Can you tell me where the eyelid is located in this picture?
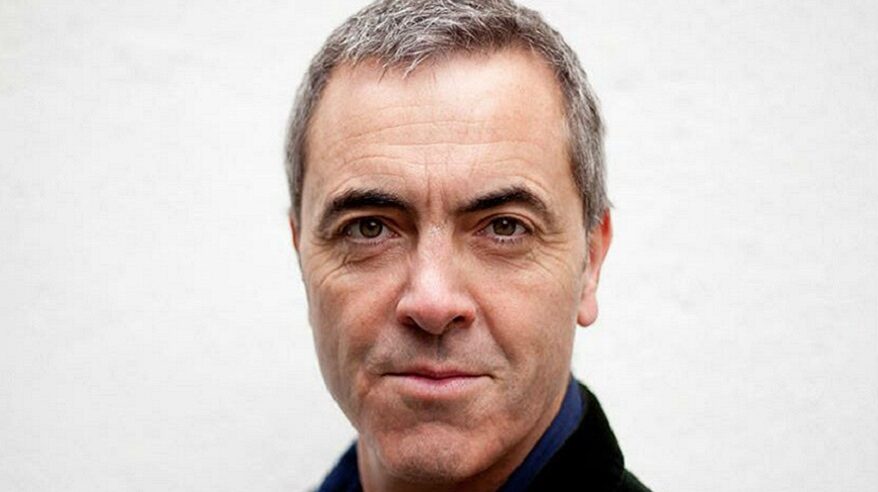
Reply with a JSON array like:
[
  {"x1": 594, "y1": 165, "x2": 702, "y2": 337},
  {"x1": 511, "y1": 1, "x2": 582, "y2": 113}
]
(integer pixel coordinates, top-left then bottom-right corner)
[
  {"x1": 478, "y1": 215, "x2": 533, "y2": 238},
  {"x1": 337, "y1": 215, "x2": 398, "y2": 241}
]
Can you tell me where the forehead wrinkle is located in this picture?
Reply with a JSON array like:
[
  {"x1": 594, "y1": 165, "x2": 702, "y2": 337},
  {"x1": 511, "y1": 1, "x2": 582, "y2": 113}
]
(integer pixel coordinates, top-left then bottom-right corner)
[
  {"x1": 310, "y1": 121, "x2": 507, "y2": 178},
  {"x1": 341, "y1": 117, "x2": 491, "y2": 144},
  {"x1": 318, "y1": 120, "x2": 528, "y2": 163}
]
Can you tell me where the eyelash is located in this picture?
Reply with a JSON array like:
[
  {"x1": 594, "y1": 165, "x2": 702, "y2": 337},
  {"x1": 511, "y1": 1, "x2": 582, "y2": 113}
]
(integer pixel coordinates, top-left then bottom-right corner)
[
  {"x1": 478, "y1": 216, "x2": 532, "y2": 246},
  {"x1": 335, "y1": 216, "x2": 532, "y2": 247},
  {"x1": 337, "y1": 217, "x2": 397, "y2": 244}
]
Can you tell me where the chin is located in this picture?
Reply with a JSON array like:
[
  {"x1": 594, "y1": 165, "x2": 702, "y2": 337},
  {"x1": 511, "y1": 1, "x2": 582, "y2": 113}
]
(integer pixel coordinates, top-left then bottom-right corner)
[{"x1": 368, "y1": 424, "x2": 497, "y2": 484}]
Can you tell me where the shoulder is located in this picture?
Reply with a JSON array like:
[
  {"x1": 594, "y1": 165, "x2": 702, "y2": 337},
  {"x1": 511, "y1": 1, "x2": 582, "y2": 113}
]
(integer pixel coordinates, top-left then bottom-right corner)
[
  {"x1": 618, "y1": 470, "x2": 652, "y2": 492},
  {"x1": 527, "y1": 381, "x2": 652, "y2": 491}
]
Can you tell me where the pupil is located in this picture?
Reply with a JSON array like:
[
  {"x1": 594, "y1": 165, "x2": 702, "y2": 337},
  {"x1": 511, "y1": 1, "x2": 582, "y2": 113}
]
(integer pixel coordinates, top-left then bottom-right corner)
[
  {"x1": 360, "y1": 219, "x2": 382, "y2": 238},
  {"x1": 493, "y1": 218, "x2": 516, "y2": 236}
]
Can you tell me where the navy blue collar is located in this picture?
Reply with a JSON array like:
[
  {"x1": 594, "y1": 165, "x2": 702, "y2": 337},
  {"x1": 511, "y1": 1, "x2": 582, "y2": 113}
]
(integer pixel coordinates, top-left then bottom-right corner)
[
  {"x1": 497, "y1": 375, "x2": 583, "y2": 491},
  {"x1": 317, "y1": 376, "x2": 584, "y2": 492},
  {"x1": 317, "y1": 442, "x2": 360, "y2": 492}
]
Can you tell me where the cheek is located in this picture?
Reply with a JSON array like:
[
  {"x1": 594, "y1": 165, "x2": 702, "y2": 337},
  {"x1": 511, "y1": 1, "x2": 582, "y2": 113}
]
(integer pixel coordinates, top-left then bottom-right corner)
[
  {"x1": 305, "y1": 261, "x2": 406, "y2": 420},
  {"x1": 470, "y1": 255, "x2": 581, "y2": 393},
  {"x1": 487, "y1": 286, "x2": 577, "y2": 367}
]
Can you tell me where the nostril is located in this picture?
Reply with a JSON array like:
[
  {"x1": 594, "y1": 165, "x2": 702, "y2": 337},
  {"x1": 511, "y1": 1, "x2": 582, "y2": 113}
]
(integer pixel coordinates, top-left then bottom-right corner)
[
  {"x1": 398, "y1": 311, "x2": 472, "y2": 335},
  {"x1": 401, "y1": 316, "x2": 419, "y2": 330}
]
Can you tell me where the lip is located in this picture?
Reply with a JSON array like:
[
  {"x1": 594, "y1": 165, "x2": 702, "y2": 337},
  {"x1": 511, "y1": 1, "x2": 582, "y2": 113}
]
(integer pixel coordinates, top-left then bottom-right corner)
[{"x1": 384, "y1": 367, "x2": 488, "y2": 399}]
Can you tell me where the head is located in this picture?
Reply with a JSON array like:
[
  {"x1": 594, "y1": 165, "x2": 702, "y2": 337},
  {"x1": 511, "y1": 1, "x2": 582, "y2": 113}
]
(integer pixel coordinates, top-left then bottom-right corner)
[{"x1": 286, "y1": 0, "x2": 612, "y2": 489}]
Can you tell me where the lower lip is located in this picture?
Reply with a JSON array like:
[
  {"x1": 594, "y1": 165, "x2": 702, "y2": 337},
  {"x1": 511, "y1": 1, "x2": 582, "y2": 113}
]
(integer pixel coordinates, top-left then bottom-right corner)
[{"x1": 386, "y1": 374, "x2": 487, "y2": 399}]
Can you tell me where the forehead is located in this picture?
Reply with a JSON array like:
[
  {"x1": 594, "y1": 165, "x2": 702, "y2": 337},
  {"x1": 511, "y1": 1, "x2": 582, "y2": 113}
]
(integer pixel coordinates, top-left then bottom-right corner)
[{"x1": 302, "y1": 48, "x2": 577, "y2": 218}]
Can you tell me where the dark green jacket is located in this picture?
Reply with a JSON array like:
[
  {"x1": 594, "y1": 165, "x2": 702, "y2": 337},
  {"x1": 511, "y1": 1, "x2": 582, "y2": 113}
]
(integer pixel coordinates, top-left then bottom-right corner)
[{"x1": 525, "y1": 382, "x2": 651, "y2": 491}]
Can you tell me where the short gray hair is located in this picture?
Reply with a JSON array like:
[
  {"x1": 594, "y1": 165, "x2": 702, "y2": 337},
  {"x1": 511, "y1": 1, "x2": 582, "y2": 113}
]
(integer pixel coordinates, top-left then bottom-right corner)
[{"x1": 285, "y1": 0, "x2": 608, "y2": 230}]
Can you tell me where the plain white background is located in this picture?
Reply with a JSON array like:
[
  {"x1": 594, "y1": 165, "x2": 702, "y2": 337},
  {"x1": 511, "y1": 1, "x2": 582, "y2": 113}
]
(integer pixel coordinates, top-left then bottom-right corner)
[{"x1": 1, "y1": 0, "x2": 876, "y2": 490}]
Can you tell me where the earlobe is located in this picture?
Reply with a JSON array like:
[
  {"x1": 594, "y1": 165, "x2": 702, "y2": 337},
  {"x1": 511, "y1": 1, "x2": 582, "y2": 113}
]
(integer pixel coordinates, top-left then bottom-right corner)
[{"x1": 577, "y1": 211, "x2": 613, "y2": 328}]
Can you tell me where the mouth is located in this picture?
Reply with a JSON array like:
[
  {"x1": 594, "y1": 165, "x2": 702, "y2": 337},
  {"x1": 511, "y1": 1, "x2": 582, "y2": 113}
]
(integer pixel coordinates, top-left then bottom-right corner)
[{"x1": 383, "y1": 367, "x2": 489, "y2": 399}]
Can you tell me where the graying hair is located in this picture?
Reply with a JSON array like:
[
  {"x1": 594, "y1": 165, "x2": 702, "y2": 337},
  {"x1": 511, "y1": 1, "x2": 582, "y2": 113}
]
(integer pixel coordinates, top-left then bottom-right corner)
[{"x1": 285, "y1": 0, "x2": 608, "y2": 230}]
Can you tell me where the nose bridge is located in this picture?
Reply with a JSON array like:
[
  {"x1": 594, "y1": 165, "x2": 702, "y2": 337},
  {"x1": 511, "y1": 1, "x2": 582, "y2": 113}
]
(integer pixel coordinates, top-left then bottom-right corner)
[
  {"x1": 412, "y1": 231, "x2": 456, "y2": 301},
  {"x1": 396, "y1": 226, "x2": 474, "y2": 335}
]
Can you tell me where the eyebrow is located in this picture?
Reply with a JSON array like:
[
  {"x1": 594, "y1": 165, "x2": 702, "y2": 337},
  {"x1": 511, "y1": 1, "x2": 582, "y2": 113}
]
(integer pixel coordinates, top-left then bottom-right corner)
[
  {"x1": 457, "y1": 185, "x2": 555, "y2": 226},
  {"x1": 317, "y1": 188, "x2": 412, "y2": 234}
]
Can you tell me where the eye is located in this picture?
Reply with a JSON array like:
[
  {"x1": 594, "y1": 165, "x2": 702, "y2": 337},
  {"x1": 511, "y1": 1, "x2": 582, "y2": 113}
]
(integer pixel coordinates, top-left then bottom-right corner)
[
  {"x1": 490, "y1": 217, "x2": 523, "y2": 236},
  {"x1": 343, "y1": 217, "x2": 391, "y2": 240},
  {"x1": 484, "y1": 217, "x2": 530, "y2": 239}
]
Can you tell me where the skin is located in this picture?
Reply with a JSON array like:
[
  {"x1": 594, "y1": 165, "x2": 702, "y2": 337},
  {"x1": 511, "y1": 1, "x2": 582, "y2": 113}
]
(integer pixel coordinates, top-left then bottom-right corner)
[{"x1": 291, "y1": 48, "x2": 612, "y2": 492}]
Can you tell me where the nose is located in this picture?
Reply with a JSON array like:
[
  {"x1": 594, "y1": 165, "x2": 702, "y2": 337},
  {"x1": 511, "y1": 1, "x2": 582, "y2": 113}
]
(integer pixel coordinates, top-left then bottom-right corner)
[{"x1": 395, "y1": 243, "x2": 476, "y2": 336}]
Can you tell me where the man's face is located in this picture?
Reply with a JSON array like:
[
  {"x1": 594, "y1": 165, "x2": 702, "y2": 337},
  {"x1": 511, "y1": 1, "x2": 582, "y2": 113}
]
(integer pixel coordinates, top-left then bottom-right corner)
[{"x1": 293, "y1": 49, "x2": 610, "y2": 485}]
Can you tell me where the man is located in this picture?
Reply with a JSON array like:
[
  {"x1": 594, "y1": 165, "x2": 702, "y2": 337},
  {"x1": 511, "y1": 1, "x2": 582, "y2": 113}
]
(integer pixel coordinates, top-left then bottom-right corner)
[{"x1": 285, "y1": 1, "x2": 650, "y2": 490}]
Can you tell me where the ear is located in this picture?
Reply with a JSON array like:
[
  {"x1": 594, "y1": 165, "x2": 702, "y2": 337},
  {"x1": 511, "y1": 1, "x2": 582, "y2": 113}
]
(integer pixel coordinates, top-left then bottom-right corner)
[
  {"x1": 577, "y1": 210, "x2": 613, "y2": 327},
  {"x1": 289, "y1": 211, "x2": 301, "y2": 253}
]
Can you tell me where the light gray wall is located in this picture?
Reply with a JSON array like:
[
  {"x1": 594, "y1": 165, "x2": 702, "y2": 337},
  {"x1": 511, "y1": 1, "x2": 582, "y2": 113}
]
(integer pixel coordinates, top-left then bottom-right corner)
[{"x1": 1, "y1": 1, "x2": 875, "y2": 490}]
